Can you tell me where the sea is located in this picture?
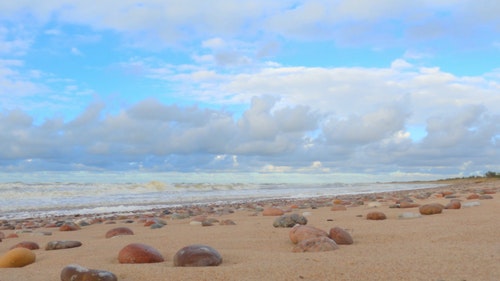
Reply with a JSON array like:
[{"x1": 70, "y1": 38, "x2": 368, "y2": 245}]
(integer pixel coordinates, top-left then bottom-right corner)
[{"x1": 0, "y1": 172, "x2": 444, "y2": 220}]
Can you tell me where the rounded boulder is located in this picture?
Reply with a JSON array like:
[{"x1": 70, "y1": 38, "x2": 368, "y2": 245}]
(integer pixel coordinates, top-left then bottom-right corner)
[
  {"x1": 0, "y1": 247, "x2": 36, "y2": 268},
  {"x1": 118, "y1": 243, "x2": 164, "y2": 264},
  {"x1": 61, "y1": 264, "x2": 118, "y2": 281},
  {"x1": 173, "y1": 244, "x2": 222, "y2": 267},
  {"x1": 289, "y1": 225, "x2": 328, "y2": 244},
  {"x1": 419, "y1": 203, "x2": 444, "y2": 215},
  {"x1": 329, "y1": 226, "x2": 353, "y2": 245},
  {"x1": 105, "y1": 227, "x2": 134, "y2": 238}
]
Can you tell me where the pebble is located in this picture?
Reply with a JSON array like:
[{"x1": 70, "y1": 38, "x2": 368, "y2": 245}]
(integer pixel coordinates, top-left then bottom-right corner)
[
  {"x1": 273, "y1": 213, "x2": 308, "y2": 228},
  {"x1": 366, "y1": 211, "x2": 387, "y2": 220},
  {"x1": 367, "y1": 202, "x2": 382, "y2": 208},
  {"x1": 462, "y1": 201, "x2": 481, "y2": 208},
  {"x1": 105, "y1": 227, "x2": 134, "y2": 238},
  {"x1": 118, "y1": 243, "x2": 164, "y2": 264},
  {"x1": 45, "y1": 240, "x2": 82, "y2": 250},
  {"x1": 330, "y1": 204, "x2": 347, "y2": 211},
  {"x1": 10, "y1": 241, "x2": 40, "y2": 250},
  {"x1": 173, "y1": 244, "x2": 223, "y2": 267},
  {"x1": 289, "y1": 225, "x2": 328, "y2": 244},
  {"x1": 398, "y1": 212, "x2": 422, "y2": 219},
  {"x1": 419, "y1": 203, "x2": 444, "y2": 215},
  {"x1": 59, "y1": 222, "x2": 81, "y2": 231},
  {"x1": 328, "y1": 226, "x2": 353, "y2": 245},
  {"x1": 262, "y1": 207, "x2": 285, "y2": 216},
  {"x1": 60, "y1": 264, "x2": 118, "y2": 281},
  {"x1": 0, "y1": 247, "x2": 36, "y2": 268},
  {"x1": 219, "y1": 219, "x2": 236, "y2": 225},
  {"x1": 292, "y1": 237, "x2": 339, "y2": 253},
  {"x1": 445, "y1": 199, "x2": 461, "y2": 209}
]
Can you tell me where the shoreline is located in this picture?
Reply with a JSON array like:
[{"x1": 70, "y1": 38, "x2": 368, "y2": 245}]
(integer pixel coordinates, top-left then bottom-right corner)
[{"x1": 1, "y1": 178, "x2": 499, "y2": 280}]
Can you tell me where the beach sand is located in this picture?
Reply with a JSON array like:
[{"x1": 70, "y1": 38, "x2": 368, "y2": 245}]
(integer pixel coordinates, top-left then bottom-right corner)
[{"x1": 1, "y1": 179, "x2": 499, "y2": 281}]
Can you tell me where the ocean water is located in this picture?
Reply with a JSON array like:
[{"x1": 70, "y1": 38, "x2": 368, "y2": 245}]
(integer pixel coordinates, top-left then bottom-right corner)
[{"x1": 0, "y1": 180, "x2": 442, "y2": 220}]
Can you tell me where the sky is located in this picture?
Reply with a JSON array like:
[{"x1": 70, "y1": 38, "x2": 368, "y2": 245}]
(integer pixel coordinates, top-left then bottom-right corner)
[{"x1": 0, "y1": 1, "x2": 499, "y2": 182}]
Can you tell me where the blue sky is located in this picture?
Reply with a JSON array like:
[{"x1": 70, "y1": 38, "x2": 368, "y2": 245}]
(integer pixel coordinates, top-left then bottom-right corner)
[{"x1": 0, "y1": 1, "x2": 499, "y2": 182}]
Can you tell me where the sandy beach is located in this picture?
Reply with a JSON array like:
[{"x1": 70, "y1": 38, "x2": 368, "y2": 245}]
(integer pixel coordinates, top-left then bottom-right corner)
[{"x1": 1, "y1": 179, "x2": 499, "y2": 281}]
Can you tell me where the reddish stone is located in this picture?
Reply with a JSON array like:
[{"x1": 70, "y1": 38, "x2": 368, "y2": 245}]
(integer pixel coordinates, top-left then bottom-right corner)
[
  {"x1": 59, "y1": 223, "x2": 80, "y2": 231},
  {"x1": 399, "y1": 201, "x2": 420, "y2": 208},
  {"x1": 467, "y1": 194, "x2": 480, "y2": 200},
  {"x1": 482, "y1": 189, "x2": 496, "y2": 194},
  {"x1": 6, "y1": 233, "x2": 19, "y2": 238},
  {"x1": 61, "y1": 264, "x2": 117, "y2": 281},
  {"x1": 292, "y1": 237, "x2": 339, "y2": 253},
  {"x1": 219, "y1": 219, "x2": 236, "y2": 225},
  {"x1": 262, "y1": 207, "x2": 285, "y2": 216},
  {"x1": 45, "y1": 240, "x2": 82, "y2": 250},
  {"x1": 289, "y1": 225, "x2": 328, "y2": 244},
  {"x1": 330, "y1": 204, "x2": 347, "y2": 211},
  {"x1": 143, "y1": 220, "x2": 156, "y2": 227},
  {"x1": 419, "y1": 203, "x2": 444, "y2": 215},
  {"x1": 118, "y1": 243, "x2": 164, "y2": 264},
  {"x1": 366, "y1": 211, "x2": 387, "y2": 220},
  {"x1": 445, "y1": 200, "x2": 461, "y2": 209},
  {"x1": 329, "y1": 227, "x2": 353, "y2": 245},
  {"x1": 10, "y1": 241, "x2": 40, "y2": 250},
  {"x1": 105, "y1": 227, "x2": 134, "y2": 238},
  {"x1": 173, "y1": 244, "x2": 222, "y2": 267}
]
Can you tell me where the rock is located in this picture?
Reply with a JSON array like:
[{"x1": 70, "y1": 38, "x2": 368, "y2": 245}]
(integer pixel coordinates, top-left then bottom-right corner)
[
  {"x1": 366, "y1": 211, "x2": 387, "y2": 220},
  {"x1": 273, "y1": 213, "x2": 308, "y2": 228},
  {"x1": 6, "y1": 233, "x2": 19, "y2": 238},
  {"x1": 462, "y1": 201, "x2": 481, "y2": 208},
  {"x1": 398, "y1": 212, "x2": 422, "y2": 219},
  {"x1": 105, "y1": 227, "x2": 134, "y2": 238},
  {"x1": 262, "y1": 207, "x2": 285, "y2": 216},
  {"x1": 289, "y1": 225, "x2": 328, "y2": 244},
  {"x1": 59, "y1": 222, "x2": 81, "y2": 231},
  {"x1": 399, "y1": 201, "x2": 420, "y2": 208},
  {"x1": 61, "y1": 264, "x2": 117, "y2": 281},
  {"x1": 445, "y1": 200, "x2": 461, "y2": 209},
  {"x1": 367, "y1": 202, "x2": 382, "y2": 208},
  {"x1": 118, "y1": 243, "x2": 164, "y2": 264},
  {"x1": 219, "y1": 219, "x2": 236, "y2": 225},
  {"x1": 150, "y1": 223, "x2": 165, "y2": 229},
  {"x1": 292, "y1": 237, "x2": 339, "y2": 253},
  {"x1": 419, "y1": 203, "x2": 444, "y2": 215},
  {"x1": 45, "y1": 240, "x2": 82, "y2": 250},
  {"x1": 328, "y1": 227, "x2": 353, "y2": 245},
  {"x1": 0, "y1": 247, "x2": 36, "y2": 268},
  {"x1": 466, "y1": 194, "x2": 480, "y2": 199},
  {"x1": 10, "y1": 241, "x2": 40, "y2": 250},
  {"x1": 479, "y1": 195, "x2": 493, "y2": 200},
  {"x1": 330, "y1": 204, "x2": 347, "y2": 211},
  {"x1": 173, "y1": 244, "x2": 222, "y2": 267}
]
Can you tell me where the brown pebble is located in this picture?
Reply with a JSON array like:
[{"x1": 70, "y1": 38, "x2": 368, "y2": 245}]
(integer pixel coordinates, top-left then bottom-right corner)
[
  {"x1": 173, "y1": 244, "x2": 222, "y2": 267},
  {"x1": 10, "y1": 241, "x2": 40, "y2": 250},
  {"x1": 419, "y1": 203, "x2": 444, "y2": 215},
  {"x1": 60, "y1": 264, "x2": 118, "y2": 281},
  {"x1": 366, "y1": 211, "x2": 387, "y2": 220},
  {"x1": 289, "y1": 225, "x2": 328, "y2": 244},
  {"x1": 0, "y1": 248, "x2": 36, "y2": 268},
  {"x1": 105, "y1": 227, "x2": 134, "y2": 238},
  {"x1": 292, "y1": 237, "x2": 339, "y2": 253},
  {"x1": 329, "y1": 227, "x2": 353, "y2": 245},
  {"x1": 118, "y1": 243, "x2": 164, "y2": 264}
]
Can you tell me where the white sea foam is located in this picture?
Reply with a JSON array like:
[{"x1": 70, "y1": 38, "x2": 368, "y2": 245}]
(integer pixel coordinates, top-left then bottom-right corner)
[{"x1": 0, "y1": 181, "x2": 442, "y2": 220}]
